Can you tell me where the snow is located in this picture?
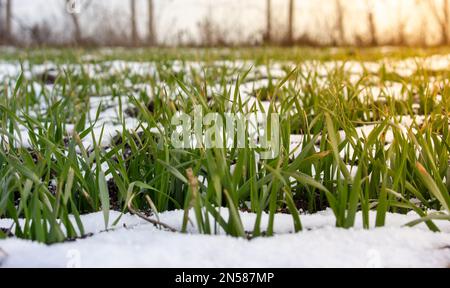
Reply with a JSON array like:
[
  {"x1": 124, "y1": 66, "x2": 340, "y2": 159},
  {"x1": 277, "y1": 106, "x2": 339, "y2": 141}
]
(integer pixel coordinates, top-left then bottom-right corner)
[
  {"x1": 1, "y1": 54, "x2": 443, "y2": 155},
  {"x1": 0, "y1": 210, "x2": 449, "y2": 268},
  {"x1": 1, "y1": 53, "x2": 450, "y2": 267}
]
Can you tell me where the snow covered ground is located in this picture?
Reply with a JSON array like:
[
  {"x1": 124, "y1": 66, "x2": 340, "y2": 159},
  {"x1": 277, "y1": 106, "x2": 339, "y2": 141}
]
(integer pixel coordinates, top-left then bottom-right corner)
[
  {"x1": 0, "y1": 53, "x2": 449, "y2": 268},
  {"x1": 1, "y1": 210, "x2": 449, "y2": 268}
]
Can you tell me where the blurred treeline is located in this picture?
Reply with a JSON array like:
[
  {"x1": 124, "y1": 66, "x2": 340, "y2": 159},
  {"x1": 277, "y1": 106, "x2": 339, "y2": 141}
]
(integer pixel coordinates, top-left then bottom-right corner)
[{"x1": 0, "y1": 0, "x2": 449, "y2": 47}]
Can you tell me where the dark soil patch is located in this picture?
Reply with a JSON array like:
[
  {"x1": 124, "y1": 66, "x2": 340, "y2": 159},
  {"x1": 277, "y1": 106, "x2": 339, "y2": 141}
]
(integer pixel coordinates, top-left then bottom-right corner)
[
  {"x1": 245, "y1": 231, "x2": 269, "y2": 240},
  {"x1": 124, "y1": 107, "x2": 139, "y2": 118},
  {"x1": 147, "y1": 100, "x2": 154, "y2": 113},
  {"x1": 107, "y1": 178, "x2": 121, "y2": 211},
  {"x1": 39, "y1": 69, "x2": 58, "y2": 84},
  {"x1": 124, "y1": 100, "x2": 154, "y2": 118},
  {"x1": 63, "y1": 232, "x2": 95, "y2": 243}
]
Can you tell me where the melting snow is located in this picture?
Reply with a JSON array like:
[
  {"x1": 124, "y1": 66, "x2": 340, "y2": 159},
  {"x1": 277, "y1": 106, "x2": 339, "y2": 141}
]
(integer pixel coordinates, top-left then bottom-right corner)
[{"x1": 0, "y1": 210, "x2": 449, "y2": 267}]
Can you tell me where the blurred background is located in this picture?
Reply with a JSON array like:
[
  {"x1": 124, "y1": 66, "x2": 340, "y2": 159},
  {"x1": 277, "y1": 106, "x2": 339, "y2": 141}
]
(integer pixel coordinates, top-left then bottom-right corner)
[{"x1": 0, "y1": 0, "x2": 448, "y2": 47}]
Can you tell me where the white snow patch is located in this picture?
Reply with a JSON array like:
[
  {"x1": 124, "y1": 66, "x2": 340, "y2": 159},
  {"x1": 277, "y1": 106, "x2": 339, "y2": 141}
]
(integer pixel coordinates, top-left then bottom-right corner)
[{"x1": 1, "y1": 210, "x2": 449, "y2": 268}]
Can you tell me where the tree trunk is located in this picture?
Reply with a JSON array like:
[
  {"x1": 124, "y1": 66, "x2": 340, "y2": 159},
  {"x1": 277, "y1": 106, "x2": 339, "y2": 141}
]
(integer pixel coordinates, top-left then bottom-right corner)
[
  {"x1": 367, "y1": 1, "x2": 377, "y2": 46},
  {"x1": 65, "y1": 0, "x2": 82, "y2": 44},
  {"x1": 396, "y1": 2, "x2": 405, "y2": 45},
  {"x1": 72, "y1": 14, "x2": 82, "y2": 44},
  {"x1": 443, "y1": 0, "x2": 449, "y2": 44},
  {"x1": 130, "y1": 0, "x2": 138, "y2": 46},
  {"x1": 335, "y1": 0, "x2": 344, "y2": 45},
  {"x1": 6, "y1": 0, "x2": 12, "y2": 42},
  {"x1": 147, "y1": 0, "x2": 156, "y2": 45},
  {"x1": 287, "y1": 0, "x2": 294, "y2": 44},
  {"x1": 0, "y1": 1, "x2": 3, "y2": 39},
  {"x1": 265, "y1": 0, "x2": 272, "y2": 43}
]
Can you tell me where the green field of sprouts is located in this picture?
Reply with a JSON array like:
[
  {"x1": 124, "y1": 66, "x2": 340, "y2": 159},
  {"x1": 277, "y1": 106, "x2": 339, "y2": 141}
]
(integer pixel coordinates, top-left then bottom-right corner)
[{"x1": 0, "y1": 48, "x2": 449, "y2": 244}]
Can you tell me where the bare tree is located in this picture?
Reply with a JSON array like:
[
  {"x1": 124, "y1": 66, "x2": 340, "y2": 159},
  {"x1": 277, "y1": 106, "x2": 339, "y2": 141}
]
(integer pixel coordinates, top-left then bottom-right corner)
[
  {"x1": 444, "y1": 0, "x2": 450, "y2": 44},
  {"x1": 147, "y1": 0, "x2": 156, "y2": 45},
  {"x1": 130, "y1": 0, "x2": 138, "y2": 45},
  {"x1": 64, "y1": 0, "x2": 93, "y2": 45},
  {"x1": 30, "y1": 21, "x2": 54, "y2": 45},
  {"x1": 0, "y1": 1, "x2": 3, "y2": 41},
  {"x1": 396, "y1": 1, "x2": 407, "y2": 45},
  {"x1": 366, "y1": 0, "x2": 377, "y2": 46},
  {"x1": 264, "y1": 0, "x2": 272, "y2": 43},
  {"x1": 286, "y1": 0, "x2": 294, "y2": 44},
  {"x1": 5, "y1": 0, "x2": 12, "y2": 42},
  {"x1": 198, "y1": 16, "x2": 214, "y2": 46},
  {"x1": 65, "y1": 0, "x2": 82, "y2": 44},
  {"x1": 429, "y1": 0, "x2": 449, "y2": 44},
  {"x1": 334, "y1": 0, "x2": 345, "y2": 45}
]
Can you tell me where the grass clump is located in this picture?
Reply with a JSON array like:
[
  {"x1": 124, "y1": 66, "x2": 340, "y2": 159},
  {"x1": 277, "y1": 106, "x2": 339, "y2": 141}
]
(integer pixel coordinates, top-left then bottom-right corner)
[{"x1": 0, "y1": 48, "x2": 449, "y2": 243}]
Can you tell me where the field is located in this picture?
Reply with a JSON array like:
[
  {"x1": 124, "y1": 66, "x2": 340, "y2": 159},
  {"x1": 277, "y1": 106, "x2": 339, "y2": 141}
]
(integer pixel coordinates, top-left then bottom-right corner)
[{"x1": 0, "y1": 47, "x2": 450, "y2": 267}]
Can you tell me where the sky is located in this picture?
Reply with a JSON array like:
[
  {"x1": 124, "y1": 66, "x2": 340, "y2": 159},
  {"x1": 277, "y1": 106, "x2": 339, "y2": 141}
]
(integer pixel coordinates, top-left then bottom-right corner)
[
  {"x1": 3, "y1": 0, "x2": 444, "y2": 45},
  {"x1": 9, "y1": 0, "x2": 274, "y2": 44}
]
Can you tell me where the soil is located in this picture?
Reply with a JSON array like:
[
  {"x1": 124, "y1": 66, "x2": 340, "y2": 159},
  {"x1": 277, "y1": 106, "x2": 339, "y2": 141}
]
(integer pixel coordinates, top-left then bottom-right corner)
[
  {"x1": 123, "y1": 100, "x2": 154, "y2": 118},
  {"x1": 63, "y1": 232, "x2": 95, "y2": 243},
  {"x1": 107, "y1": 178, "x2": 121, "y2": 211},
  {"x1": 40, "y1": 69, "x2": 58, "y2": 84}
]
